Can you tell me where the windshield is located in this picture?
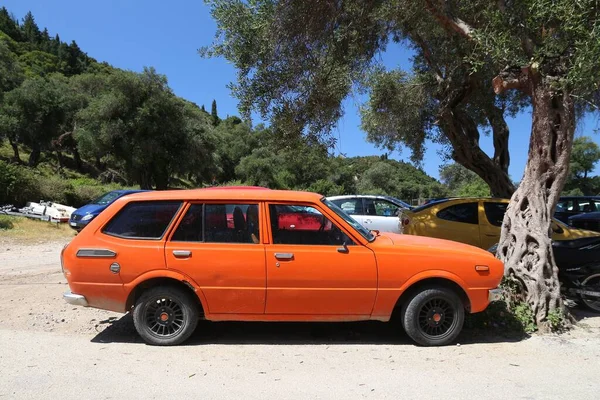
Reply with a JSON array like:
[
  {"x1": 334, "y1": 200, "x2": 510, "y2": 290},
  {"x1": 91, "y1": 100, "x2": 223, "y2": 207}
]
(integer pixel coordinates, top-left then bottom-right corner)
[
  {"x1": 321, "y1": 198, "x2": 375, "y2": 242},
  {"x1": 92, "y1": 191, "x2": 122, "y2": 205}
]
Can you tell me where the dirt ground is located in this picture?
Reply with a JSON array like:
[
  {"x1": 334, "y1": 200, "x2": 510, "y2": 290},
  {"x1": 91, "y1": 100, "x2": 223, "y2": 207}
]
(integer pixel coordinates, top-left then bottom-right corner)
[{"x1": 1, "y1": 236, "x2": 600, "y2": 399}]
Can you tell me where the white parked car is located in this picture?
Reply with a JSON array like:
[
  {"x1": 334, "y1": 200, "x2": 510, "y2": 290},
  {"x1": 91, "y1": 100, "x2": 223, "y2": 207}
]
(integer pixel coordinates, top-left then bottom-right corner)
[{"x1": 326, "y1": 195, "x2": 412, "y2": 234}]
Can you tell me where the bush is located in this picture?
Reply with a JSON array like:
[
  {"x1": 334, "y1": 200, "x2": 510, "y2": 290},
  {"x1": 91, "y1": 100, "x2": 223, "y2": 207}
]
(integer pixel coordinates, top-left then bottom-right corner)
[
  {"x1": 0, "y1": 161, "x2": 38, "y2": 206},
  {"x1": 0, "y1": 216, "x2": 15, "y2": 230}
]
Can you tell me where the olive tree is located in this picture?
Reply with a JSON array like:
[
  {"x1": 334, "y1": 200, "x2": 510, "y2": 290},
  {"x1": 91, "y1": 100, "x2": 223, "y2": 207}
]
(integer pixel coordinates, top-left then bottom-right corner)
[{"x1": 420, "y1": 0, "x2": 599, "y2": 326}]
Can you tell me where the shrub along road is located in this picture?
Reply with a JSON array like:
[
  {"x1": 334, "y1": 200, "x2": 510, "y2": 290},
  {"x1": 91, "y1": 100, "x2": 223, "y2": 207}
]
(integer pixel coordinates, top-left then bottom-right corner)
[{"x1": 1, "y1": 237, "x2": 599, "y2": 399}]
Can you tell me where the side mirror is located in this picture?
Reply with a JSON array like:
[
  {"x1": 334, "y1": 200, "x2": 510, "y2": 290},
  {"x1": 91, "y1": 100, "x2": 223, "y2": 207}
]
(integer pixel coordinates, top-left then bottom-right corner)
[{"x1": 337, "y1": 241, "x2": 349, "y2": 254}]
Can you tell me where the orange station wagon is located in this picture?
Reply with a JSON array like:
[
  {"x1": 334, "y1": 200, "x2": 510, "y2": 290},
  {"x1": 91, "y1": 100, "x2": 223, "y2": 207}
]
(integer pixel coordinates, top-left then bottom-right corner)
[{"x1": 61, "y1": 188, "x2": 503, "y2": 346}]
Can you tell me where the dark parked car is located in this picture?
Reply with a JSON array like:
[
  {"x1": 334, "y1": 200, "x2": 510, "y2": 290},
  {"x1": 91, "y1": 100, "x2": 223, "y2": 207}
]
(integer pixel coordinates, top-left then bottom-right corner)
[
  {"x1": 489, "y1": 236, "x2": 600, "y2": 312},
  {"x1": 555, "y1": 196, "x2": 600, "y2": 224},
  {"x1": 569, "y1": 211, "x2": 600, "y2": 233},
  {"x1": 69, "y1": 190, "x2": 148, "y2": 231}
]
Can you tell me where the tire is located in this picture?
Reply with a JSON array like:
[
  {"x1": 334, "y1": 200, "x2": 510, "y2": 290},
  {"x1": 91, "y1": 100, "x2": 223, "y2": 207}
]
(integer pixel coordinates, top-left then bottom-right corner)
[
  {"x1": 133, "y1": 286, "x2": 199, "y2": 346},
  {"x1": 579, "y1": 274, "x2": 600, "y2": 313},
  {"x1": 401, "y1": 287, "x2": 465, "y2": 346}
]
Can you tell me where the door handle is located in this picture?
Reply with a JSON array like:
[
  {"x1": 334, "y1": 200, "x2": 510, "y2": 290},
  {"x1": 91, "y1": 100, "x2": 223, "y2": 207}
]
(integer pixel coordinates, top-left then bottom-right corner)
[
  {"x1": 173, "y1": 250, "x2": 192, "y2": 258},
  {"x1": 274, "y1": 253, "x2": 294, "y2": 261}
]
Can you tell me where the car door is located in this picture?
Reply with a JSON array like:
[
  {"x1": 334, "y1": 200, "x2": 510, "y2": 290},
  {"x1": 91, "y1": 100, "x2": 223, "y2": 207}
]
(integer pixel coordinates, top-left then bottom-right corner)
[
  {"x1": 362, "y1": 198, "x2": 402, "y2": 233},
  {"x1": 431, "y1": 201, "x2": 481, "y2": 247},
  {"x1": 164, "y1": 202, "x2": 266, "y2": 314},
  {"x1": 480, "y1": 201, "x2": 507, "y2": 250},
  {"x1": 264, "y1": 203, "x2": 377, "y2": 315}
]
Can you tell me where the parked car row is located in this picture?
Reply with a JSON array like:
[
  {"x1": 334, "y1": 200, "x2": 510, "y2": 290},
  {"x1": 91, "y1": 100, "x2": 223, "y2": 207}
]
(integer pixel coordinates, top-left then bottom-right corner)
[{"x1": 62, "y1": 187, "x2": 600, "y2": 348}]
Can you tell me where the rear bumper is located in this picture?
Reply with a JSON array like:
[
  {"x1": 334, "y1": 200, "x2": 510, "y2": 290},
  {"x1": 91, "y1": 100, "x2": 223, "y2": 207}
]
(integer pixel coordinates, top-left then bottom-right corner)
[
  {"x1": 488, "y1": 288, "x2": 503, "y2": 302},
  {"x1": 63, "y1": 291, "x2": 88, "y2": 306}
]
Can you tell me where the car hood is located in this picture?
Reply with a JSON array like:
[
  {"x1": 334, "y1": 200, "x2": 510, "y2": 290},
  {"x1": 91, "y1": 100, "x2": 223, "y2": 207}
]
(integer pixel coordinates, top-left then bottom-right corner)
[
  {"x1": 375, "y1": 232, "x2": 496, "y2": 259},
  {"x1": 73, "y1": 203, "x2": 105, "y2": 216},
  {"x1": 561, "y1": 225, "x2": 600, "y2": 239},
  {"x1": 569, "y1": 211, "x2": 600, "y2": 221}
]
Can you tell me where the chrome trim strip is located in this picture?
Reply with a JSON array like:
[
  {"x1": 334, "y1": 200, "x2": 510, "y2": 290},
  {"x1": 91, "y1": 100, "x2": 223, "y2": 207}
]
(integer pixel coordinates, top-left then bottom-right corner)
[
  {"x1": 63, "y1": 291, "x2": 88, "y2": 306},
  {"x1": 76, "y1": 248, "x2": 117, "y2": 258}
]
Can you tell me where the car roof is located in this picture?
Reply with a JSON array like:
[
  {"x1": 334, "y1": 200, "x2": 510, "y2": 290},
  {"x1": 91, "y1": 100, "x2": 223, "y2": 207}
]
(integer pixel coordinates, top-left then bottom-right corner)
[
  {"x1": 123, "y1": 187, "x2": 322, "y2": 203},
  {"x1": 327, "y1": 194, "x2": 409, "y2": 203}
]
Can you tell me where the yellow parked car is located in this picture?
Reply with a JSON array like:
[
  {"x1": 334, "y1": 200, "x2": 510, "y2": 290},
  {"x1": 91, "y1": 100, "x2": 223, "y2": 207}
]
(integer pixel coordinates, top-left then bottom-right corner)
[{"x1": 401, "y1": 198, "x2": 600, "y2": 250}]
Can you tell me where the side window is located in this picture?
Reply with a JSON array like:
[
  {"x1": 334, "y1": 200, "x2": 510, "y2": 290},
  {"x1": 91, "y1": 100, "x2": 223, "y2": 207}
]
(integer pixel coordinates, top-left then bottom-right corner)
[
  {"x1": 483, "y1": 202, "x2": 508, "y2": 227},
  {"x1": 204, "y1": 203, "x2": 260, "y2": 244},
  {"x1": 372, "y1": 200, "x2": 399, "y2": 217},
  {"x1": 331, "y1": 199, "x2": 364, "y2": 215},
  {"x1": 171, "y1": 204, "x2": 204, "y2": 242},
  {"x1": 556, "y1": 199, "x2": 574, "y2": 212},
  {"x1": 436, "y1": 202, "x2": 479, "y2": 225},
  {"x1": 578, "y1": 200, "x2": 592, "y2": 213},
  {"x1": 103, "y1": 201, "x2": 181, "y2": 239},
  {"x1": 269, "y1": 204, "x2": 354, "y2": 245}
]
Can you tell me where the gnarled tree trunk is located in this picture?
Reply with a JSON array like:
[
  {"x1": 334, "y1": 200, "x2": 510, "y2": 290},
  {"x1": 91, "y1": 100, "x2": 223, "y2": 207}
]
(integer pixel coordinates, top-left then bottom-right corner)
[{"x1": 497, "y1": 81, "x2": 575, "y2": 328}]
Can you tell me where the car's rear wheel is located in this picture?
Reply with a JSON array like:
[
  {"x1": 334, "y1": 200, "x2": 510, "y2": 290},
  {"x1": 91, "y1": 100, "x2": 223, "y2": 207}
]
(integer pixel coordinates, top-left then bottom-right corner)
[
  {"x1": 579, "y1": 274, "x2": 600, "y2": 313},
  {"x1": 401, "y1": 287, "x2": 465, "y2": 346},
  {"x1": 133, "y1": 286, "x2": 199, "y2": 346}
]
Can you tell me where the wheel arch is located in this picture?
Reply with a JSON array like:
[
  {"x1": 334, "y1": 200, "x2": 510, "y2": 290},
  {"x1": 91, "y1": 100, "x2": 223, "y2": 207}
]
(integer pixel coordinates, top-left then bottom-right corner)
[
  {"x1": 392, "y1": 276, "x2": 471, "y2": 318},
  {"x1": 124, "y1": 272, "x2": 206, "y2": 316}
]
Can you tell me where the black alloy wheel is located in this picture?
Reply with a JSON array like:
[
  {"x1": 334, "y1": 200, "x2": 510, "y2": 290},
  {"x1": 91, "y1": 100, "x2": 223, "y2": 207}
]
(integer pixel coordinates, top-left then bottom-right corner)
[
  {"x1": 401, "y1": 287, "x2": 465, "y2": 346},
  {"x1": 133, "y1": 286, "x2": 199, "y2": 346}
]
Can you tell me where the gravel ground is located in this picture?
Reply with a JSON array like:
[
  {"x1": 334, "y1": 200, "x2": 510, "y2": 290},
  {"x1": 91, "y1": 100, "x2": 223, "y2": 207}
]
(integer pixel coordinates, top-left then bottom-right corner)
[{"x1": 1, "y1": 238, "x2": 600, "y2": 399}]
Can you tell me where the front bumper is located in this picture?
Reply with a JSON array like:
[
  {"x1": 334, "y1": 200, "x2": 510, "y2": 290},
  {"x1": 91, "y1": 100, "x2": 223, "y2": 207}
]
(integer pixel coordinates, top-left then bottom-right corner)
[
  {"x1": 63, "y1": 291, "x2": 88, "y2": 306},
  {"x1": 488, "y1": 288, "x2": 503, "y2": 302}
]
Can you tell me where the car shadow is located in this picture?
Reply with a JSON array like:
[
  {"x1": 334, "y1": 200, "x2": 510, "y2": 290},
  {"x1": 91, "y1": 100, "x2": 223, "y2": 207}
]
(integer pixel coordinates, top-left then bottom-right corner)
[{"x1": 91, "y1": 313, "x2": 526, "y2": 346}]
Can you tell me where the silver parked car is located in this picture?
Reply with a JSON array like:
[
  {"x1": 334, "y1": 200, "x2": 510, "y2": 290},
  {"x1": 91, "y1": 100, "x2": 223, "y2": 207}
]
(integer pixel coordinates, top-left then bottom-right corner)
[{"x1": 327, "y1": 195, "x2": 413, "y2": 234}]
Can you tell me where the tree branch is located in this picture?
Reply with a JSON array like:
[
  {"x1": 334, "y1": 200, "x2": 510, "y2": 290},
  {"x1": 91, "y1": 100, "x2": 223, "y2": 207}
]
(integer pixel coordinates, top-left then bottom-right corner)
[
  {"x1": 492, "y1": 66, "x2": 532, "y2": 96},
  {"x1": 424, "y1": 0, "x2": 475, "y2": 40},
  {"x1": 412, "y1": 33, "x2": 444, "y2": 83}
]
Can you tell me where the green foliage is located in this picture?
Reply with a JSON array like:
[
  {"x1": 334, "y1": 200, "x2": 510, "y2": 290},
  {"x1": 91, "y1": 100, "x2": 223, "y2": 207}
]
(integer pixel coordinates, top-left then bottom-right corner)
[
  {"x1": 546, "y1": 309, "x2": 566, "y2": 333},
  {"x1": 513, "y1": 302, "x2": 537, "y2": 334},
  {"x1": 0, "y1": 215, "x2": 14, "y2": 230},
  {"x1": 75, "y1": 68, "x2": 218, "y2": 189},
  {"x1": 211, "y1": 99, "x2": 219, "y2": 126},
  {"x1": 202, "y1": 0, "x2": 522, "y2": 198},
  {"x1": 0, "y1": 160, "x2": 37, "y2": 205},
  {"x1": 563, "y1": 136, "x2": 600, "y2": 195},
  {"x1": 440, "y1": 163, "x2": 491, "y2": 197}
]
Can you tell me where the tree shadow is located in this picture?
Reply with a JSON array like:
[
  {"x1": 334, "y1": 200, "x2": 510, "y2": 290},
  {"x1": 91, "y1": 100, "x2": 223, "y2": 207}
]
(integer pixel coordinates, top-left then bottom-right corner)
[{"x1": 91, "y1": 313, "x2": 527, "y2": 346}]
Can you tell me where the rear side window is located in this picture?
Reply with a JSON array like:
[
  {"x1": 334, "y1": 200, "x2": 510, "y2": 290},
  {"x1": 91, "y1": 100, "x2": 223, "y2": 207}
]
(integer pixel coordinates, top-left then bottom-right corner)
[
  {"x1": 484, "y1": 202, "x2": 508, "y2": 227},
  {"x1": 436, "y1": 203, "x2": 478, "y2": 225},
  {"x1": 103, "y1": 201, "x2": 181, "y2": 239}
]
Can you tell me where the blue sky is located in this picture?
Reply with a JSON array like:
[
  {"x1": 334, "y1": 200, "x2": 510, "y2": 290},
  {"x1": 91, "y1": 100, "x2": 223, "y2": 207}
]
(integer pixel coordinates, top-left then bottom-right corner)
[{"x1": 2, "y1": 0, "x2": 599, "y2": 180}]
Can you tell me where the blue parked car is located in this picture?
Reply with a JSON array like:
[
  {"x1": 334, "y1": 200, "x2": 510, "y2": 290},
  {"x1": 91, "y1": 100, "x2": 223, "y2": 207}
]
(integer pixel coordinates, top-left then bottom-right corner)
[{"x1": 69, "y1": 189, "x2": 148, "y2": 231}]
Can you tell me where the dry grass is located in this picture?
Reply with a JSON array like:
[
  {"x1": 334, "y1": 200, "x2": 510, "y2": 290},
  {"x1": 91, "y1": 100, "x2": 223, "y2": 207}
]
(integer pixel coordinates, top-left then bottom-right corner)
[{"x1": 0, "y1": 216, "x2": 76, "y2": 244}]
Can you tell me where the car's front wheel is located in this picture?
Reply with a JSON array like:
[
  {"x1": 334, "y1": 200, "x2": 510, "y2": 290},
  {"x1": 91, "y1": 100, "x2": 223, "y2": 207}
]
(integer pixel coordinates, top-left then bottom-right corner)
[
  {"x1": 401, "y1": 287, "x2": 465, "y2": 346},
  {"x1": 133, "y1": 286, "x2": 199, "y2": 346}
]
